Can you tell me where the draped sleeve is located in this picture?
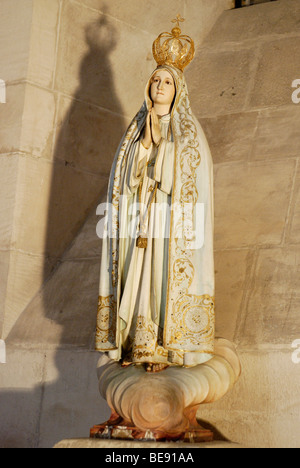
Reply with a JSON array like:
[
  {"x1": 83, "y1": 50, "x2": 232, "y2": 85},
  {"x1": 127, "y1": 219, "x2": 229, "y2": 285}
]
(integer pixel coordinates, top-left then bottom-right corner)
[
  {"x1": 153, "y1": 137, "x2": 174, "y2": 195},
  {"x1": 124, "y1": 140, "x2": 153, "y2": 194}
]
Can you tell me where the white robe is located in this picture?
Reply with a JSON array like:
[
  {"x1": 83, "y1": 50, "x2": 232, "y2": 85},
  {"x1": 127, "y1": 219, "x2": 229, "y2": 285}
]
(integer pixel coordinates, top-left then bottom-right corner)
[
  {"x1": 96, "y1": 65, "x2": 215, "y2": 368},
  {"x1": 108, "y1": 115, "x2": 179, "y2": 364}
]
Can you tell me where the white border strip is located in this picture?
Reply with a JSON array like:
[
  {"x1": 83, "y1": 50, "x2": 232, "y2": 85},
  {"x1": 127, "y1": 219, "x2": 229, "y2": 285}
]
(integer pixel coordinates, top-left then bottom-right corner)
[
  {"x1": 0, "y1": 79, "x2": 6, "y2": 104},
  {"x1": 0, "y1": 340, "x2": 6, "y2": 363}
]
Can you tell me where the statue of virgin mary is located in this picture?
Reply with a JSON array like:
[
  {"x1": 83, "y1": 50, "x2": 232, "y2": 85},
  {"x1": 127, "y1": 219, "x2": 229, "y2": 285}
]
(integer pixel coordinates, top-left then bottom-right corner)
[{"x1": 96, "y1": 17, "x2": 215, "y2": 373}]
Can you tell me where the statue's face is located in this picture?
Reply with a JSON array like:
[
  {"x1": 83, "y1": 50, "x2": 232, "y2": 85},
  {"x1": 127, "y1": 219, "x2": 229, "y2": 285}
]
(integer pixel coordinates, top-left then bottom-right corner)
[{"x1": 150, "y1": 70, "x2": 176, "y2": 108}]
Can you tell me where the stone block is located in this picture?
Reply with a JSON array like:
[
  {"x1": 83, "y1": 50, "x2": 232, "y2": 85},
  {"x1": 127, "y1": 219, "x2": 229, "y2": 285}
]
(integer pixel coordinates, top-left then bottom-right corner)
[
  {"x1": 0, "y1": 84, "x2": 25, "y2": 154},
  {"x1": 197, "y1": 350, "x2": 300, "y2": 448},
  {"x1": 79, "y1": 0, "x2": 184, "y2": 36},
  {"x1": 11, "y1": 155, "x2": 107, "y2": 258},
  {"x1": 0, "y1": 0, "x2": 32, "y2": 83},
  {"x1": 200, "y1": 111, "x2": 259, "y2": 164},
  {"x1": 54, "y1": 94, "x2": 128, "y2": 176},
  {"x1": 7, "y1": 258, "x2": 100, "y2": 348},
  {"x1": 288, "y1": 164, "x2": 300, "y2": 245},
  {"x1": 0, "y1": 347, "x2": 105, "y2": 448},
  {"x1": 204, "y1": 0, "x2": 300, "y2": 47},
  {"x1": 237, "y1": 247, "x2": 300, "y2": 346},
  {"x1": 81, "y1": 0, "x2": 232, "y2": 46},
  {"x1": 54, "y1": 0, "x2": 153, "y2": 117},
  {"x1": 0, "y1": 155, "x2": 19, "y2": 249},
  {"x1": 186, "y1": 47, "x2": 255, "y2": 118},
  {"x1": 0, "y1": 83, "x2": 56, "y2": 158},
  {"x1": 21, "y1": 84, "x2": 57, "y2": 159},
  {"x1": 0, "y1": 347, "x2": 45, "y2": 448},
  {"x1": 214, "y1": 249, "x2": 254, "y2": 341},
  {"x1": 252, "y1": 105, "x2": 300, "y2": 161},
  {"x1": 270, "y1": 411, "x2": 300, "y2": 449},
  {"x1": 184, "y1": 0, "x2": 234, "y2": 46},
  {"x1": 3, "y1": 250, "x2": 56, "y2": 339},
  {"x1": 249, "y1": 37, "x2": 300, "y2": 110},
  {"x1": 216, "y1": 350, "x2": 300, "y2": 416},
  {"x1": 11, "y1": 156, "x2": 53, "y2": 255},
  {"x1": 81, "y1": 0, "x2": 233, "y2": 41},
  {"x1": 0, "y1": 251, "x2": 10, "y2": 337},
  {"x1": 27, "y1": 0, "x2": 60, "y2": 88},
  {"x1": 214, "y1": 159, "x2": 296, "y2": 250},
  {"x1": 43, "y1": 162, "x2": 108, "y2": 259},
  {"x1": 39, "y1": 349, "x2": 108, "y2": 448},
  {"x1": 64, "y1": 204, "x2": 104, "y2": 260}
]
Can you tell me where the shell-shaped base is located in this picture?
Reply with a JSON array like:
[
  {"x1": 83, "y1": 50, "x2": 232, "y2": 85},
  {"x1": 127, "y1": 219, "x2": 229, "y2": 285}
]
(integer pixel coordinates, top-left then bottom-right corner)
[{"x1": 97, "y1": 338, "x2": 241, "y2": 434}]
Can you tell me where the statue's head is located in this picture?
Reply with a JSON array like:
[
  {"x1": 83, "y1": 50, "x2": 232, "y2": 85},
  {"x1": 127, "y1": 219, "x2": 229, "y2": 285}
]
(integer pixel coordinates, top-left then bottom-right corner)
[
  {"x1": 144, "y1": 16, "x2": 194, "y2": 114},
  {"x1": 149, "y1": 69, "x2": 176, "y2": 111}
]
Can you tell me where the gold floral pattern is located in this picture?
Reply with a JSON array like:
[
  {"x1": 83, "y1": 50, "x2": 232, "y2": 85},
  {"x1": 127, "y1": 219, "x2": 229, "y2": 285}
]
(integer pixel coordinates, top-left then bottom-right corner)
[
  {"x1": 164, "y1": 67, "x2": 214, "y2": 352},
  {"x1": 167, "y1": 294, "x2": 214, "y2": 350},
  {"x1": 128, "y1": 316, "x2": 168, "y2": 362},
  {"x1": 95, "y1": 295, "x2": 117, "y2": 350}
]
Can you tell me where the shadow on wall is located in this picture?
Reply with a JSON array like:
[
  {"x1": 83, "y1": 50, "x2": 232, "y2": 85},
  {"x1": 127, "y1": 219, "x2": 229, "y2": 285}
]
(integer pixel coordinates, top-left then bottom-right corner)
[
  {"x1": 2, "y1": 13, "x2": 125, "y2": 447},
  {"x1": 45, "y1": 14, "x2": 125, "y2": 264}
]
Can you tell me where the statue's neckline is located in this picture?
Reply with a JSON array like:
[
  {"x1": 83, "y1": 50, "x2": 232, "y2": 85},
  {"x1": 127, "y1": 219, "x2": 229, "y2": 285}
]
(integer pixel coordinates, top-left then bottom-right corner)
[{"x1": 158, "y1": 113, "x2": 171, "y2": 122}]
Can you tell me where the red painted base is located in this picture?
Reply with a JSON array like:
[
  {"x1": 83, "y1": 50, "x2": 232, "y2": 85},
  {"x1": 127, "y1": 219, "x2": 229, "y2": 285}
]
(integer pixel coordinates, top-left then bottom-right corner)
[{"x1": 90, "y1": 411, "x2": 213, "y2": 443}]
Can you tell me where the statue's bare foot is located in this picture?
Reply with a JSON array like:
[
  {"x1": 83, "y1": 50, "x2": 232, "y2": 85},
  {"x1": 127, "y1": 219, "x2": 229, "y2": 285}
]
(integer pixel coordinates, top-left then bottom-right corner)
[
  {"x1": 121, "y1": 361, "x2": 132, "y2": 368},
  {"x1": 146, "y1": 363, "x2": 169, "y2": 373}
]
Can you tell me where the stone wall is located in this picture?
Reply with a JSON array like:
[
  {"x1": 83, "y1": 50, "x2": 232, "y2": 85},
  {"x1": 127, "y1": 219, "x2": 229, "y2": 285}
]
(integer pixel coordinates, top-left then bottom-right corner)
[{"x1": 0, "y1": 0, "x2": 232, "y2": 448}]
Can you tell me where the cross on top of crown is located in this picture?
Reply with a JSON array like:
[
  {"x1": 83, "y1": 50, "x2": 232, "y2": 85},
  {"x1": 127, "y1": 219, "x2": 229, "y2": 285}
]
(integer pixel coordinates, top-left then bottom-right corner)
[{"x1": 171, "y1": 14, "x2": 185, "y2": 28}]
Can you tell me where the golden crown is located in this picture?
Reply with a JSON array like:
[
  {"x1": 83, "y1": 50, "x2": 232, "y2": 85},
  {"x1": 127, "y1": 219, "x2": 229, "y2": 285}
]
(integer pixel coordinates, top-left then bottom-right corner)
[{"x1": 152, "y1": 15, "x2": 195, "y2": 72}]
